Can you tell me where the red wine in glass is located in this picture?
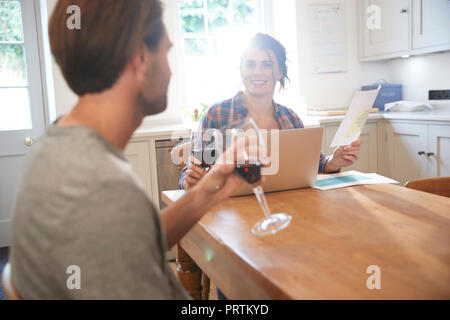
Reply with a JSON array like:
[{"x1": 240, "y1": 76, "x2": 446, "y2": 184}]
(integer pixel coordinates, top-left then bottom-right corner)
[
  {"x1": 234, "y1": 163, "x2": 262, "y2": 184},
  {"x1": 222, "y1": 117, "x2": 291, "y2": 236}
]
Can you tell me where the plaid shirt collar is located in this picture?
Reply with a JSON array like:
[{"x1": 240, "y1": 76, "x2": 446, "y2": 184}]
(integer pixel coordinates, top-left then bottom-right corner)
[{"x1": 231, "y1": 91, "x2": 283, "y2": 123}]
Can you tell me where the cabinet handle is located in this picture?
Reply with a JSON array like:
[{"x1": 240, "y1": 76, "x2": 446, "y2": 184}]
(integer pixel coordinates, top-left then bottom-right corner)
[
  {"x1": 420, "y1": 0, "x2": 423, "y2": 35},
  {"x1": 400, "y1": 8, "x2": 408, "y2": 14},
  {"x1": 418, "y1": 151, "x2": 425, "y2": 155},
  {"x1": 426, "y1": 152, "x2": 435, "y2": 157}
]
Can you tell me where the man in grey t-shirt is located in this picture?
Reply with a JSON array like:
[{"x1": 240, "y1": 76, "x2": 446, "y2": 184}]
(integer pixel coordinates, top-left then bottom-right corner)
[{"x1": 10, "y1": 0, "x2": 242, "y2": 299}]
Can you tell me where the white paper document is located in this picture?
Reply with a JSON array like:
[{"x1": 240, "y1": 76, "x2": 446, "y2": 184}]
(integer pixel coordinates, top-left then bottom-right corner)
[
  {"x1": 313, "y1": 170, "x2": 398, "y2": 190},
  {"x1": 330, "y1": 88, "x2": 380, "y2": 147},
  {"x1": 309, "y1": 4, "x2": 347, "y2": 74}
]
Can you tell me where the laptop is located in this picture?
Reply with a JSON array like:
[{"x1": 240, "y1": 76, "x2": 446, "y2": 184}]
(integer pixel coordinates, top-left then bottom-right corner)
[{"x1": 231, "y1": 127, "x2": 323, "y2": 196}]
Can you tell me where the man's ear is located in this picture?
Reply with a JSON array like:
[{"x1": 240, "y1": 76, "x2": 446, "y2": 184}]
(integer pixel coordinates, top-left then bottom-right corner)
[{"x1": 131, "y1": 44, "x2": 154, "y2": 85}]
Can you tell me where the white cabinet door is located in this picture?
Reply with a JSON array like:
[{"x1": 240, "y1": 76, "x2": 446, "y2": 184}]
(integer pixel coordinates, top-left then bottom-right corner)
[
  {"x1": 362, "y1": 0, "x2": 410, "y2": 57},
  {"x1": 344, "y1": 123, "x2": 378, "y2": 173},
  {"x1": 412, "y1": 0, "x2": 450, "y2": 49},
  {"x1": 124, "y1": 141, "x2": 152, "y2": 196},
  {"x1": 322, "y1": 122, "x2": 378, "y2": 173},
  {"x1": 384, "y1": 122, "x2": 428, "y2": 184},
  {"x1": 428, "y1": 125, "x2": 450, "y2": 177}
]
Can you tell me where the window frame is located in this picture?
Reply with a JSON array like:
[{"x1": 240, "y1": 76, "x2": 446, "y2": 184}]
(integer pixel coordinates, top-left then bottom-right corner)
[{"x1": 0, "y1": 0, "x2": 47, "y2": 138}]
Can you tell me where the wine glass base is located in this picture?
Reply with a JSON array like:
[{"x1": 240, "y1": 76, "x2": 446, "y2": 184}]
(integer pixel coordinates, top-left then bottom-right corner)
[{"x1": 251, "y1": 213, "x2": 292, "y2": 236}]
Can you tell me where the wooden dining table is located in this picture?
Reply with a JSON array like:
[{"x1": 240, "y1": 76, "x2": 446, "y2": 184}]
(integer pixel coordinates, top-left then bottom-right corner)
[{"x1": 162, "y1": 184, "x2": 450, "y2": 299}]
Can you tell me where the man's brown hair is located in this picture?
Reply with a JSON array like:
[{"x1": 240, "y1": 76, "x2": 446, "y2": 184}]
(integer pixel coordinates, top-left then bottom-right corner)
[{"x1": 49, "y1": 0, "x2": 164, "y2": 96}]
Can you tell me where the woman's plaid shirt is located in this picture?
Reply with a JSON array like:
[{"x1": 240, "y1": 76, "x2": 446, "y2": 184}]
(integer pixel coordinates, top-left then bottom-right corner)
[{"x1": 178, "y1": 91, "x2": 330, "y2": 189}]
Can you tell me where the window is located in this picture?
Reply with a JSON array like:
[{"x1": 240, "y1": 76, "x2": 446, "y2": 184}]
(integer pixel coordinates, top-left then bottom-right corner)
[
  {"x1": 178, "y1": 0, "x2": 267, "y2": 119},
  {"x1": 0, "y1": 0, "x2": 31, "y2": 131}
]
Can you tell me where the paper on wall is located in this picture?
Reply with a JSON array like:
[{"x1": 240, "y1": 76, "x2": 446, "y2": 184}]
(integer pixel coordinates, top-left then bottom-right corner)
[
  {"x1": 330, "y1": 88, "x2": 380, "y2": 147},
  {"x1": 313, "y1": 170, "x2": 398, "y2": 191},
  {"x1": 309, "y1": 4, "x2": 347, "y2": 74}
]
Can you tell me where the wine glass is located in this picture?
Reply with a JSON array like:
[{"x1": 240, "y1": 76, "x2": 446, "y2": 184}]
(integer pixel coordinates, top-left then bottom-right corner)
[
  {"x1": 221, "y1": 118, "x2": 292, "y2": 236},
  {"x1": 190, "y1": 128, "x2": 220, "y2": 169}
]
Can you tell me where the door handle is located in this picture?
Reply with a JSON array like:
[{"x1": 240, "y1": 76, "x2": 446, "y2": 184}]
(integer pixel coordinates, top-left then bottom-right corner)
[
  {"x1": 417, "y1": 151, "x2": 425, "y2": 155},
  {"x1": 24, "y1": 137, "x2": 34, "y2": 147}
]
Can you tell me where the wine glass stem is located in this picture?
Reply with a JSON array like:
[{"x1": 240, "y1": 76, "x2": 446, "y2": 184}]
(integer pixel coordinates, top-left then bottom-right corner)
[{"x1": 252, "y1": 185, "x2": 272, "y2": 218}]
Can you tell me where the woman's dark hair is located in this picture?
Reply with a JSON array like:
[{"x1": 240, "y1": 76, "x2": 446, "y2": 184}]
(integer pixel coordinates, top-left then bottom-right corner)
[{"x1": 241, "y1": 33, "x2": 289, "y2": 89}]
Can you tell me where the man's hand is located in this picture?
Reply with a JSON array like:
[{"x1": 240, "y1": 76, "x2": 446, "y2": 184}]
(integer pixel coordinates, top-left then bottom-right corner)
[
  {"x1": 326, "y1": 139, "x2": 363, "y2": 172},
  {"x1": 195, "y1": 157, "x2": 244, "y2": 204},
  {"x1": 160, "y1": 148, "x2": 243, "y2": 248},
  {"x1": 184, "y1": 156, "x2": 207, "y2": 189}
]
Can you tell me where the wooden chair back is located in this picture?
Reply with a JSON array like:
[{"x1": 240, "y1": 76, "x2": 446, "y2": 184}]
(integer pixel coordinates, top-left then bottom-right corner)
[
  {"x1": 1, "y1": 262, "x2": 22, "y2": 300},
  {"x1": 404, "y1": 177, "x2": 450, "y2": 198}
]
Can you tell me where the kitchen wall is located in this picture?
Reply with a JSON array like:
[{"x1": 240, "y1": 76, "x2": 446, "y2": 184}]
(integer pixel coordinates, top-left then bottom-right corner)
[
  {"x1": 45, "y1": 0, "x2": 183, "y2": 124},
  {"x1": 44, "y1": 0, "x2": 449, "y2": 121},
  {"x1": 294, "y1": 0, "x2": 390, "y2": 110},
  {"x1": 271, "y1": 0, "x2": 303, "y2": 115},
  {"x1": 46, "y1": 0, "x2": 77, "y2": 119},
  {"x1": 46, "y1": 0, "x2": 390, "y2": 120},
  {"x1": 387, "y1": 51, "x2": 450, "y2": 104}
]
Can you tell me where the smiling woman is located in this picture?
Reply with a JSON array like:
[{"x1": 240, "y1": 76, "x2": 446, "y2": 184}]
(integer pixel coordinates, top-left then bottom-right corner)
[
  {"x1": 178, "y1": 32, "x2": 360, "y2": 192},
  {"x1": 240, "y1": 33, "x2": 289, "y2": 98}
]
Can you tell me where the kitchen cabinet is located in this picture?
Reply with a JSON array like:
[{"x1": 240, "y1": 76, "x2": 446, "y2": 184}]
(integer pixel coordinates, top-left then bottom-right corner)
[
  {"x1": 124, "y1": 140, "x2": 153, "y2": 197},
  {"x1": 384, "y1": 122, "x2": 428, "y2": 184},
  {"x1": 428, "y1": 125, "x2": 450, "y2": 177},
  {"x1": 359, "y1": 0, "x2": 450, "y2": 61},
  {"x1": 384, "y1": 121, "x2": 450, "y2": 184},
  {"x1": 412, "y1": 0, "x2": 450, "y2": 50},
  {"x1": 321, "y1": 122, "x2": 378, "y2": 173},
  {"x1": 155, "y1": 139, "x2": 182, "y2": 209},
  {"x1": 360, "y1": 0, "x2": 411, "y2": 58}
]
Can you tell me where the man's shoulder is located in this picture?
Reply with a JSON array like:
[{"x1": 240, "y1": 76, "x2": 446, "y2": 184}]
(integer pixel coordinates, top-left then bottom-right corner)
[
  {"x1": 35, "y1": 125, "x2": 128, "y2": 173},
  {"x1": 20, "y1": 126, "x2": 145, "y2": 203}
]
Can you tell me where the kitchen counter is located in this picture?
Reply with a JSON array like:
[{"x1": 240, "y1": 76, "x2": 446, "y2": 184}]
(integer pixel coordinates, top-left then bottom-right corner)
[
  {"x1": 381, "y1": 109, "x2": 450, "y2": 121},
  {"x1": 133, "y1": 106, "x2": 450, "y2": 138},
  {"x1": 304, "y1": 104, "x2": 450, "y2": 124},
  {"x1": 304, "y1": 112, "x2": 383, "y2": 125},
  {"x1": 133, "y1": 120, "x2": 322, "y2": 138},
  {"x1": 133, "y1": 122, "x2": 195, "y2": 138}
]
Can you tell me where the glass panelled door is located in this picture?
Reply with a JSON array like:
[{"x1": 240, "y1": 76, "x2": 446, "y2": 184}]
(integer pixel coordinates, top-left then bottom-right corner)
[{"x1": 0, "y1": 0, "x2": 46, "y2": 247}]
